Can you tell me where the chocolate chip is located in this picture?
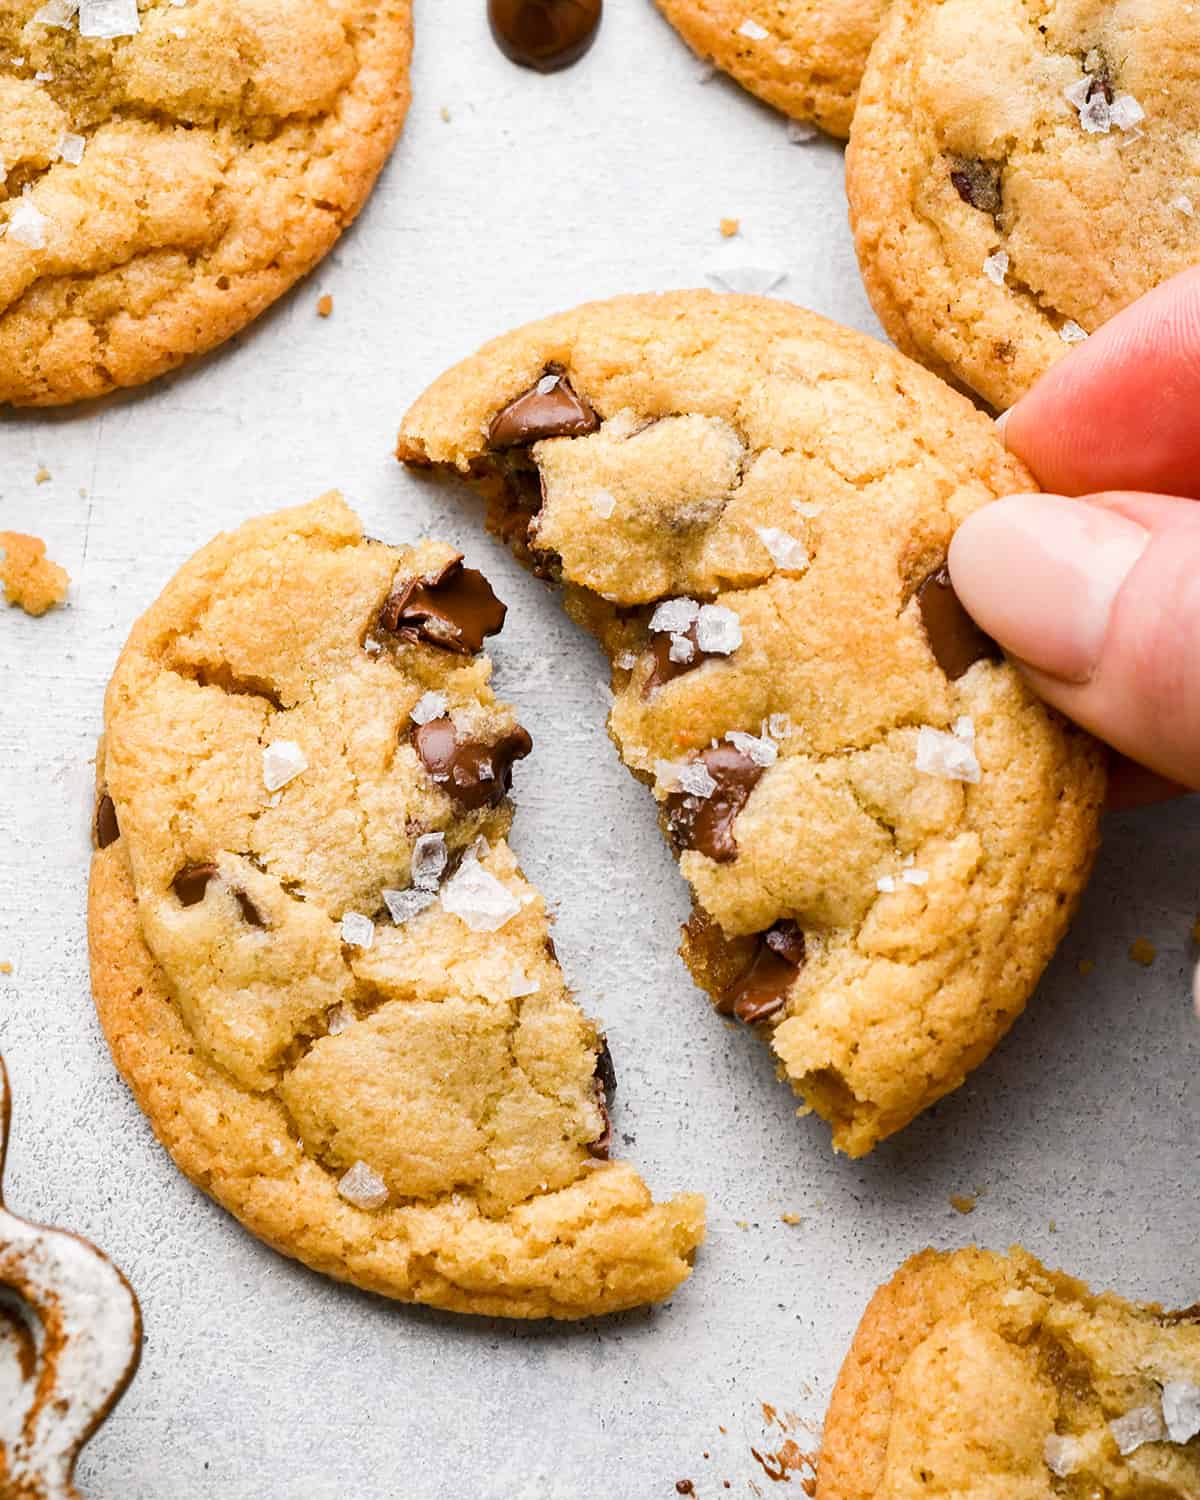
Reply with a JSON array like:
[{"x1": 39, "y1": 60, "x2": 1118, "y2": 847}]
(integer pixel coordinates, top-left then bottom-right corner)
[
  {"x1": 721, "y1": 921, "x2": 806, "y2": 1025},
  {"x1": 94, "y1": 793, "x2": 120, "y2": 849},
  {"x1": 666, "y1": 744, "x2": 765, "y2": 864},
  {"x1": 380, "y1": 557, "x2": 507, "y2": 655},
  {"x1": 949, "y1": 159, "x2": 1002, "y2": 217},
  {"x1": 414, "y1": 718, "x2": 533, "y2": 811},
  {"x1": 487, "y1": 0, "x2": 602, "y2": 73},
  {"x1": 588, "y1": 1036, "x2": 616, "y2": 1159},
  {"x1": 643, "y1": 624, "x2": 704, "y2": 696},
  {"x1": 916, "y1": 566, "x2": 1000, "y2": 680},
  {"x1": 172, "y1": 863, "x2": 265, "y2": 926},
  {"x1": 487, "y1": 368, "x2": 599, "y2": 449}
]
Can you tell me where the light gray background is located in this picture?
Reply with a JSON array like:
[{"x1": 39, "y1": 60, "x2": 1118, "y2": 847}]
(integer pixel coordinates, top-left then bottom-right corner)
[{"x1": 1, "y1": 5, "x2": 1198, "y2": 1497}]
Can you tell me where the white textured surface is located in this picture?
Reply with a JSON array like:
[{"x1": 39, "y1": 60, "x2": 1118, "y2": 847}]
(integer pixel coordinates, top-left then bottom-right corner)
[{"x1": 1, "y1": 4, "x2": 1199, "y2": 1497}]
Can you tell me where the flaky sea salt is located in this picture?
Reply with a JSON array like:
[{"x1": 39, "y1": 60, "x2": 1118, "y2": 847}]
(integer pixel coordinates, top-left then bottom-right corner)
[
  {"x1": 1162, "y1": 1381, "x2": 1200, "y2": 1443},
  {"x1": 669, "y1": 633, "x2": 696, "y2": 663},
  {"x1": 591, "y1": 487, "x2": 616, "y2": 519},
  {"x1": 737, "y1": 17, "x2": 768, "y2": 38},
  {"x1": 1043, "y1": 1434, "x2": 1084, "y2": 1477},
  {"x1": 791, "y1": 500, "x2": 822, "y2": 518},
  {"x1": 535, "y1": 373, "x2": 560, "y2": 396},
  {"x1": 54, "y1": 132, "x2": 86, "y2": 165},
  {"x1": 695, "y1": 603, "x2": 742, "y2": 654},
  {"x1": 337, "y1": 1161, "x2": 389, "y2": 1211},
  {"x1": 79, "y1": 0, "x2": 141, "y2": 37},
  {"x1": 915, "y1": 724, "x2": 980, "y2": 783},
  {"x1": 382, "y1": 886, "x2": 436, "y2": 925},
  {"x1": 786, "y1": 119, "x2": 818, "y2": 144},
  {"x1": 876, "y1": 875, "x2": 897, "y2": 894},
  {"x1": 707, "y1": 266, "x2": 787, "y2": 297},
  {"x1": 902, "y1": 867, "x2": 929, "y2": 886},
  {"x1": 262, "y1": 739, "x2": 307, "y2": 791},
  {"x1": 33, "y1": 0, "x2": 77, "y2": 25},
  {"x1": 983, "y1": 250, "x2": 1009, "y2": 286},
  {"x1": 5, "y1": 194, "x2": 49, "y2": 249},
  {"x1": 340, "y1": 911, "x2": 374, "y2": 949},
  {"x1": 726, "y1": 729, "x2": 777, "y2": 767},
  {"x1": 410, "y1": 690, "x2": 448, "y2": 725},
  {"x1": 679, "y1": 760, "x2": 718, "y2": 797},
  {"x1": 1110, "y1": 1403, "x2": 1167, "y2": 1455},
  {"x1": 440, "y1": 859, "x2": 521, "y2": 932},
  {"x1": 1109, "y1": 93, "x2": 1145, "y2": 132},
  {"x1": 1059, "y1": 320, "x2": 1088, "y2": 343},
  {"x1": 650, "y1": 597, "x2": 701, "y2": 635},
  {"x1": 509, "y1": 966, "x2": 539, "y2": 999},
  {"x1": 1170, "y1": 193, "x2": 1195, "y2": 217},
  {"x1": 756, "y1": 526, "x2": 809, "y2": 572},
  {"x1": 767, "y1": 713, "x2": 792, "y2": 740},
  {"x1": 953, "y1": 715, "x2": 975, "y2": 742},
  {"x1": 326, "y1": 1003, "x2": 353, "y2": 1035},
  {"x1": 411, "y1": 831, "x2": 447, "y2": 890},
  {"x1": 615, "y1": 651, "x2": 638, "y2": 670}
]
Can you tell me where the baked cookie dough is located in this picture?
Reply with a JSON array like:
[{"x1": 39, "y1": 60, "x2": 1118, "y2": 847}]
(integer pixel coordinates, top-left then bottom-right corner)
[
  {"x1": 847, "y1": 0, "x2": 1200, "y2": 410},
  {"x1": 819, "y1": 1246, "x2": 1200, "y2": 1499},
  {"x1": 0, "y1": 0, "x2": 412, "y2": 406},
  {"x1": 88, "y1": 495, "x2": 703, "y2": 1319},
  {"x1": 654, "y1": 0, "x2": 886, "y2": 138},
  {"x1": 397, "y1": 290, "x2": 1106, "y2": 1158}
]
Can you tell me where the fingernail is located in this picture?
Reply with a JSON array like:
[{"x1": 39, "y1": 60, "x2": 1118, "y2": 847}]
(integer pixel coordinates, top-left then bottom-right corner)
[
  {"x1": 994, "y1": 408, "x2": 1011, "y2": 445},
  {"x1": 948, "y1": 494, "x2": 1149, "y2": 683}
]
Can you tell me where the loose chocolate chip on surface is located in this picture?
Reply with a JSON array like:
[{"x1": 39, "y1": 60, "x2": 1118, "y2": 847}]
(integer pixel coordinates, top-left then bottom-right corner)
[
  {"x1": 916, "y1": 566, "x2": 1000, "y2": 680},
  {"x1": 172, "y1": 863, "x2": 219, "y2": 907},
  {"x1": 722, "y1": 921, "x2": 806, "y2": 1025},
  {"x1": 380, "y1": 557, "x2": 507, "y2": 655},
  {"x1": 488, "y1": 0, "x2": 602, "y2": 73},
  {"x1": 94, "y1": 793, "x2": 120, "y2": 849},
  {"x1": 487, "y1": 369, "x2": 599, "y2": 449},
  {"x1": 949, "y1": 159, "x2": 1002, "y2": 217},
  {"x1": 414, "y1": 718, "x2": 533, "y2": 811},
  {"x1": 666, "y1": 745, "x2": 765, "y2": 864}
]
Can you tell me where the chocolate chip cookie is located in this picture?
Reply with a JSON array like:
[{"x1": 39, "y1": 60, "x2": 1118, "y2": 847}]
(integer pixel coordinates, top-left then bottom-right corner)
[
  {"x1": 0, "y1": 0, "x2": 412, "y2": 405},
  {"x1": 397, "y1": 290, "x2": 1106, "y2": 1157},
  {"x1": 847, "y1": 0, "x2": 1200, "y2": 410},
  {"x1": 654, "y1": 0, "x2": 886, "y2": 138},
  {"x1": 88, "y1": 494, "x2": 703, "y2": 1319},
  {"x1": 819, "y1": 1247, "x2": 1200, "y2": 1499}
]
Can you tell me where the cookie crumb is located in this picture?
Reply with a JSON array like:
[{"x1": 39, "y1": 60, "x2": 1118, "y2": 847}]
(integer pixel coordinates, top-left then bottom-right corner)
[
  {"x1": 440, "y1": 105, "x2": 451, "y2": 122},
  {"x1": 316, "y1": 294, "x2": 333, "y2": 318},
  {"x1": 1129, "y1": 937, "x2": 1156, "y2": 967},
  {"x1": 0, "y1": 531, "x2": 70, "y2": 616},
  {"x1": 34, "y1": 466, "x2": 51, "y2": 484},
  {"x1": 675, "y1": 1483, "x2": 695, "y2": 1496},
  {"x1": 949, "y1": 1193, "x2": 976, "y2": 1214},
  {"x1": 1049, "y1": 1218, "x2": 1057, "y2": 1232},
  {"x1": 780, "y1": 1212, "x2": 802, "y2": 1225},
  {"x1": 0, "y1": 962, "x2": 11, "y2": 975},
  {"x1": 720, "y1": 217, "x2": 740, "y2": 238},
  {"x1": 1077, "y1": 958, "x2": 1095, "y2": 976}
]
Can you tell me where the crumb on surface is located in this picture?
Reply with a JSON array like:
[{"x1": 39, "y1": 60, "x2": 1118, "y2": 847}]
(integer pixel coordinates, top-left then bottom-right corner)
[
  {"x1": 34, "y1": 466, "x2": 51, "y2": 484},
  {"x1": 950, "y1": 1193, "x2": 977, "y2": 1214},
  {"x1": 1049, "y1": 1219, "x2": 1057, "y2": 1232},
  {"x1": 780, "y1": 1212, "x2": 802, "y2": 1225},
  {"x1": 720, "y1": 217, "x2": 740, "y2": 237},
  {"x1": 1129, "y1": 937, "x2": 1156, "y2": 967},
  {"x1": 0, "y1": 532, "x2": 70, "y2": 616},
  {"x1": 0, "y1": 962, "x2": 11, "y2": 975},
  {"x1": 440, "y1": 104, "x2": 451, "y2": 122},
  {"x1": 1077, "y1": 957, "x2": 1095, "y2": 976},
  {"x1": 317, "y1": 294, "x2": 334, "y2": 318}
]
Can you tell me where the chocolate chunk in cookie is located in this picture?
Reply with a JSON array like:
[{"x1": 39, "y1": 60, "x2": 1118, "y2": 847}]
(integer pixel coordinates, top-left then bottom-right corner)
[
  {"x1": 413, "y1": 717, "x2": 533, "y2": 810},
  {"x1": 721, "y1": 921, "x2": 806, "y2": 1024},
  {"x1": 94, "y1": 792, "x2": 120, "y2": 850},
  {"x1": 380, "y1": 557, "x2": 507, "y2": 654},
  {"x1": 916, "y1": 567, "x2": 1000, "y2": 679},
  {"x1": 948, "y1": 159, "x2": 1002, "y2": 216},
  {"x1": 488, "y1": 370, "x2": 599, "y2": 449},
  {"x1": 588, "y1": 1037, "x2": 617, "y2": 1159},
  {"x1": 666, "y1": 744, "x2": 764, "y2": 863}
]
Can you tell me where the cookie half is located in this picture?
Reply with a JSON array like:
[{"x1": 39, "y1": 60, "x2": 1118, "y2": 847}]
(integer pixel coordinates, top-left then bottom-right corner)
[
  {"x1": 0, "y1": 0, "x2": 412, "y2": 405},
  {"x1": 397, "y1": 290, "x2": 1105, "y2": 1157},
  {"x1": 819, "y1": 1247, "x2": 1200, "y2": 1498},
  {"x1": 88, "y1": 495, "x2": 703, "y2": 1319},
  {"x1": 847, "y1": 0, "x2": 1200, "y2": 410},
  {"x1": 653, "y1": 0, "x2": 886, "y2": 138}
]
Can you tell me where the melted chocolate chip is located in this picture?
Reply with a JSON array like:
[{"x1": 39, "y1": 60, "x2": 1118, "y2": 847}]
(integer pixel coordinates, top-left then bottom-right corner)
[
  {"x1": 916, "y1": 567, "x2": 1000, "y2": 680},
  {"x1": 643, "y1": 624, "x2": 708, "y2": 696},
  {"x1": 414, "y1": 718, "x2": 532, "y2": 811},
  {"x1": 94, "y1": 793, "x2": 120, "y2": 849},
  {"x1": 949, "y1": 159, "x2": 1002, "y2": 216},
  {"x1": 487, "y1": 369, "x2": 599, "y2": 449},
  {"x1": 722, "y1": 921, "x2": 806, "y2": 1025},
  {"x1": 666, "y1": 745, "x2": 765, "y2": 864},
  {"x1": 588, "y1": 1036, "x2": 616, "y2": 1160},
  {"x1": 171, "y1": 863, "x2": 265, "y2": 926},
  {"x1": 488, "y1": 0, "x2": 602, "y2": 73},
  {"x1": 380, "y1": 558, "x2": 507, "y2": 656}
]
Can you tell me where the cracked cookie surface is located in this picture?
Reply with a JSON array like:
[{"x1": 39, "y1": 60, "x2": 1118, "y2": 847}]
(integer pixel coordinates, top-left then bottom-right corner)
[
  {"x1": 847, "y1": 0, "x2": 1200, "y2": 410},
  {"x1": 87, "y1": 494, "x2": 703, "y2": 1319},
  {"x1": 397, "y1": 290, "x2": 1105, "y2": 1157},
  {"x1": 0, "y1": 0, "x2": 411, "y2": 406},
  {"x1": 653, "y1": 0, "x2": 886, "y2": 138},
  {"x1": 818, "y1": 1246, "x2": 1200, "y2": 1500}
]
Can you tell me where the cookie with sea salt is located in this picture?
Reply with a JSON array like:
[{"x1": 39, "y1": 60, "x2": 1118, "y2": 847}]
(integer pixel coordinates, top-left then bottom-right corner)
[
  {"x1": 0, "y1": 0, "x2": 411, "y2": 406},
  {"x1": 397, "y1": 290, "x2": 1106, "y2": 1157},
  {"x1": 818, "y1": 1246, "x2": 1200, "y2": 1500},
  {"x1": 846, "y1": 0, "x2": 1200, "y2": 410},
  {"x1": 87, "y1": 495, "x2": 703, "y2": 1320},
  {"x1": 654, "y1": 0, "x2": 885, "y2": 139}
]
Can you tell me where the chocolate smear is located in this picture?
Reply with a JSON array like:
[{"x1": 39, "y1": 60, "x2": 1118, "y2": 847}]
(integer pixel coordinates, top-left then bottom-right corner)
[
  {"x1": 666, "y1": 744, "x2": 764, "y2": 863},
  {"x1": 588, "y1": 1036, "x2": 616, "y2": 1159},
  {"x1": 414, "y1": 718, "x2": 532, "y2": 811},
  {"x1": 488, "y1": 0, "x2": 602, "y2": 73},
  {"x1": 487, "y1": 369, "x2": 599, "y2": 449},
  {"x1": 916, "y1": 566, "x2": 1000, "y2": 680},
  {"x1": 380, "y1": 557, "x2": 506, "y2": 656},
  {"x1": 721, "y1": 921, "x2": 806, "y2": 1025},
  {"x1": 94, "y1": 793, "x2": 120, "y2": 849}
]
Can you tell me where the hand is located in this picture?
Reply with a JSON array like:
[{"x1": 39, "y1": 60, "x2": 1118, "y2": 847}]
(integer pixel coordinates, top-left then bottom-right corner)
[{"x1": 948, "y1": 266, "x2": 1200, "y2": 1011}]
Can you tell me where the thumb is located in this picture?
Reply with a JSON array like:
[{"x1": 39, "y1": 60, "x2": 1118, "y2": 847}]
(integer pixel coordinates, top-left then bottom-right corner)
[{"x1": 948, "y1": 492, "x2": 1200, "y2": 790}]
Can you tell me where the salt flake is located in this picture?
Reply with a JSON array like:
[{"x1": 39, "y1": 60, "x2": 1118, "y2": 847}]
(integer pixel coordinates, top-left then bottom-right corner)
[
  {"x1": 737, "y1": 18, "x2": 768, "y2": 38},
  {"x1": 340, "y1": 911, "x2": 374, "y2": 949},
  {"x1": 410, "y1": 690, "x2": 448, "y2": 725},
  {"x1": 262, "y1": 739, "x2": 307, "y2": 792},
  {"x1": 707, "y1": 266, "x2": 787, "y2": 297},
  {"x1": 6, "y1": 195, "x2": 49, "y2": 249},
  {"x1": 1109, "y1": 93, "x2": 1145, "y2": 132},
  {"x1": 786, "y1": 120, "x2": 818, "y2": 144},
  {"x1": 767, "y1": 713, "x2": 792, "y2": 740},
  {"x1": 726, "y1": 729, "x2": 777, "y2": 767},
  {"x1": 79, "y1": 0, "x2": 141, "y2": 37},
  {"x1": 901, "y1": 868, "x2": 929, "y2": 886},
  {"x1": 32, "y1": 0, "x2": 77, "y2": 25},
  {"x1": 983, "y1": 250, "x2": 1009, "y2": 286},
  {"x1": 382, "y1": 886, "x2": 436, "y2": 925},
  {"x1": 1110, "y1": 1403, "x2": 1167, "y2": 1455},
  {"x1": 756, "y1": 526, "x2": 809, "y2": 572},
  {"x1": 326, "y1": 1003, "x2": 353, "y2": 1035},
  {"x1": 650, "y1": 597, "x2": 701, "y2": 635},
  {"x1": 54, "y1": 132, "x2": 86, "y2": 165},
  {"x1": 791, "y1": 500, "x2": 822, "y2": 518},
  {"x1": 535, "y1": 373, "x2": 560, "y2": 396},
  {"x1": 1059, "y1": 320, "x2": 1088, "y2": 343},
  {"x1": 695, "y1": 603, "x2": 742, "y2": 655},
  {"x1": 509, "y1": 965, "x2": 539, "y2": 999},
  {"x1": 1043, "y1": 1434, "x2": 1084, "y2": 1477},
  {"x1": 669, "y1": 633, "x2": 696, "y2": 664},
  {"x1": 1162, "y1": 1381, "x2": 1200, "y2": 1444},
  {"x1": 876, "y1": 875, "x2": 896, "y2": 893},
  {"x1": 915, "y1": 725, "x2": 980, "y2": 784},
  {"x1": 440, "y1": 860, "x2": 521, "y2": 933},
  {"x1": 337, "y1": 1161, "x2": 389, "y2": 1211},
  {"x1": 1170, "y1": 193, "x2": 1195, "y2": 217},
  {"x1": 411, "y1": 831, "x2": 448, "y2": 890},
  {"x1": 590, "y1": 487, "x2": 616, "y2": 519}
]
